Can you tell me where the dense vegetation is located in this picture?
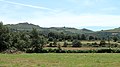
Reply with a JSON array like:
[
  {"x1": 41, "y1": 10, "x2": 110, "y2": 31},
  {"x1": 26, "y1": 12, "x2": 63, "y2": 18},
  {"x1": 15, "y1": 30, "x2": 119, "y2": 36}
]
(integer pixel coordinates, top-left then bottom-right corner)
[{"x1": 1, "y1": 22, "x2": 120, "y2": 53}]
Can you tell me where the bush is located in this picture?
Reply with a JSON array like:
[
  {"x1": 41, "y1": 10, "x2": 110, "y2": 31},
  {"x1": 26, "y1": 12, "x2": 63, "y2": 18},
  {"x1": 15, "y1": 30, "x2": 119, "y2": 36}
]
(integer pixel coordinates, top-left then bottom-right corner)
[
  {"x1": 97, "y1": 48, "x2": 113, "y2": 53},
  {"x1": 48, "y1": 37, "x2": 54, "y2": 41},
  {"x1": 111, "y1": 43, "x2": 118, "y2": 47},
  {"x1": 57, "y1": 43, "x2": 62, "y2": 52},
  {"x1": 72, "y1": 40, "x2": 82, "y2": 47},
  {"x1": 49, "y1": 43, "x2": 53, "y2": 47},
  {"x1": 117, "y1": 40, "x2": 120, "y2": 43},
  {"x1": 92, "y1": 42, "x2": 99, "y2": 47},
  {"x1": 63, "y1": 41, "x2": 68, "y2": 47},
  {"x1": 100, "y1": 40, "x2": 106, "y2": 47},
  {"x1": 53, "y1": 41, "x2": 57, "y2": 47},
  {"x1": 26, "y1": 48, "x2": 120, "y2": 53}
]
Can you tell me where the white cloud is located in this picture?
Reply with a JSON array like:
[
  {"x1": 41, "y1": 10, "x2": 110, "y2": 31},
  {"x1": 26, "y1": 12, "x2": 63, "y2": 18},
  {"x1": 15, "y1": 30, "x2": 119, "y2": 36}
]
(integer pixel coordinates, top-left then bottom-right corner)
[
  {"x1": 2, "y1": 9, "x2": 120, "y2": 28},
  {"x1": 25, "y1": 12, "x2": 120, "y2": 27},
  {"x1": 101, "y1": 7, "x2": 118, "y2": 11},
  {"x1": 0, "y1": 0, "x2": 56, "y2": 12},
  {"x1": 66, "y1": 0, "x2": 104, "y2": 6},
  {"x1": 83, "y1": 0, "x2": 105, "y2": 6},
  {"x1": 1, "y1": 0, "x2": 120, "y2": 29}
]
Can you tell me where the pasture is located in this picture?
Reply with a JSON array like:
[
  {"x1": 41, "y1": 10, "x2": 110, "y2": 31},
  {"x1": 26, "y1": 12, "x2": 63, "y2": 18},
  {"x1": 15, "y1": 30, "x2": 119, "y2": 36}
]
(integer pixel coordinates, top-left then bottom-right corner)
[{"x1": 0, "y1": 53, "x2": 120, "y2": 67}]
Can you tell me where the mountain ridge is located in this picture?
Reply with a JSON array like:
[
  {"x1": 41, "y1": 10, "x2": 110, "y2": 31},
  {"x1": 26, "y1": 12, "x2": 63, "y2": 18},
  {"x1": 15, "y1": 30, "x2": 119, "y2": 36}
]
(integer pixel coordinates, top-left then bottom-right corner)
[
  {"x1": 6, "y1": 22, "x2": 120, "y2": 36},
  {"x1": 6, "y1": 22, "x2": 93, "y2": 34}
]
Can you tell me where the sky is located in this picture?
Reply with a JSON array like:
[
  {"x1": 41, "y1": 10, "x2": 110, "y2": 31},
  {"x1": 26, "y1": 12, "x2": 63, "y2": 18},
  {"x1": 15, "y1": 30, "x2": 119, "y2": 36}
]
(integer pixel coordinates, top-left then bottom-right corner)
[{"x1": 0, "y1": 0, "x2": 120, "y2": 31}]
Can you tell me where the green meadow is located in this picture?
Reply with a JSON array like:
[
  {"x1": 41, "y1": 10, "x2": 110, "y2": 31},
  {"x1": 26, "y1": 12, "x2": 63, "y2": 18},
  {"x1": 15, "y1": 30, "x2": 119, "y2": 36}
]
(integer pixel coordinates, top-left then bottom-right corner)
[{"x1": 0, "y1": 53, "x2": 120, "y2": 67}]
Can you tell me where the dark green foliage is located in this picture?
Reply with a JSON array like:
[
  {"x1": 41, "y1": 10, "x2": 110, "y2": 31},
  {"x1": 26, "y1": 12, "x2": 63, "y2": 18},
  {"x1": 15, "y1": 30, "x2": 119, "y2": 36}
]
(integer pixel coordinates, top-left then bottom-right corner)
[
  {"x1": 97, "y1": 48, "x2": 114, "y2": 53},
  {"x1": 48, "y1": 37, "x2": 54, "y2": 41},
  {"x1": 58, "y1": 38, "x2": 63, "y2": 41},
  {"x1": 92, "y1": 42, "x2": 99, "y2": 47},
  {"x1": 48, "y1": 32, "x2": 56, "y2": 38},
  {"x1": 17, "y1": 40, "x2": 27, "y2": 51},
  {"x1": 1, "y1": 22, "x2": 120, "y2": 53},
  {"x1": 63, "y1": 41, "x2": 68, "y2": 47},
  {"x1": 30, "y1": 28, "x2": 46, "y2": 52},
  {"x1": 72, "y1": 40, "x2": 82, "y2": 47},
  {"x1": 0, "y1": 22, "x2": 49, "y2": 53},
  {"x1": 81, "y1": 34, "x2": 86, "y2": 40},
  {"x1": 53, "y1": 40, "x2": 57, "y2": 47},
  {"x1": 10, "y1": 32, "x2": 30, "y2": 51},
  {"x1": 26, "y1": 48, "x2": 120, "y2": 53},
  {"x1": 7, "y1": 23, "x2": 93, "y2": 35},
  {"x1": 0, "y1": 22, "x2": 11, "y2": 51},
  {"x1": 100, "y1": 40, "x2": 106, "y2": 46},
  {"x1": 49, "y1": 43, "x2": 53, "y2": 47},
  {"x1": 7, "y1": 22, "x2": 40, "y2": 31},
  {"x1": 113, "y1": 36, "x2": 118, "y2": 42},
  {"x1": 6, "y1": 22, "x2": 120, "y2": 41},
  {"x1": 94, "y1": 37, "x2": 98, "y2": 40},
  {"x1": 57, "y1": 43, "x2": 62, "y2": 52},
  {"x1": 89, "y1": 36, "x2": 94, "y2": 40}
]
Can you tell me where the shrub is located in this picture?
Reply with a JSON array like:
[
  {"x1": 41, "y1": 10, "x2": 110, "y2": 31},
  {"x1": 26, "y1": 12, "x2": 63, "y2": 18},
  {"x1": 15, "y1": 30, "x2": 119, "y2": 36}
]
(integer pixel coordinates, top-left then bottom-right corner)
[
  {"x1": 57, "y1": 43, "x2": 62, "y2": 52},
  {"x1": 100, "y1": 40, "x2": 106, "y2": 47},
  {"x1": 92, "y1": 42, "x2": 99, "y2": 47},
  {"x1": 48, "y1": 37, "x2": 54, "y2": 41},
  {"x1": 72, "y1": 40, "x2": 82, "y2": 47},
  {"x1": 53, "y1": 41, "x2": 57, "y2": 47},
  {"x1": 49, "y1": 43, "x2": 53, "y2": 47},
  {"x1": 97, "y1": 48, "x2": 113, "y2": 53},
  {"x1": 26, "y1": 48, "x2": 120, "y2": 53},
  {"x1": 63, "y1": 41, "x2": 68, "y2": 47}
]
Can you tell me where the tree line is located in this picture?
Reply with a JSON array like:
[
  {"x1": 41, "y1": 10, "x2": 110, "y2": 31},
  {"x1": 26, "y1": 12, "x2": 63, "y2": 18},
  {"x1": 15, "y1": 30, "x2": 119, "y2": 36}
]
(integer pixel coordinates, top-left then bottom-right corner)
[{"x1": 0, "y1": 22, "x2": 120, "y2": 53}]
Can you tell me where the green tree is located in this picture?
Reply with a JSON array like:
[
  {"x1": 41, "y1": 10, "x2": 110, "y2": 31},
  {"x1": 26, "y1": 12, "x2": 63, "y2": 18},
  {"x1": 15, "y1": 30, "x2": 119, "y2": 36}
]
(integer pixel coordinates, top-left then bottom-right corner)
[
  {"x1": 53, "y1": 39, "x2": 57, "y2": 47},
  {"x1": 81, "y1": 34, "x2": 86, "y2": 40},
  {"x1": 113, "y1": 36, "x2": 118, "y2": 42},
  {"x1": 0, "y1": 22, "x2": 11, "y2": 51},
  {"x1": 100, "y1": 40, "x2": 106, "y2": 46},
  {"x1": 48, "y1": 32, "x2": 55, "y2": 38},
  {"x1": 17, "y1": 32, "x2": 31, "y2": 51},
  {"x1": 57, "y1": 43, "x2": 62, "y2": 51},
  {"x1": 48, "y1": 37, "x2": 54, "y2": 41},
  {"x1": 89, "y1": 36, "x2": 94, "y2": 40},
  {"x1": 30, "y1": 28, "x2": 46, "y2": 52},
  {"x1": 11, "y1": 32, "x2": 21, "y2": 50},
  {"x1": 49, "y1": 43, "x2": 53, "y2": 47},
  {"x1": 72, "y1": 40, "x2": 82, "y2": 47},
  {"x1": 63, "y1": 41, "x2": 68, "y2": 47}
]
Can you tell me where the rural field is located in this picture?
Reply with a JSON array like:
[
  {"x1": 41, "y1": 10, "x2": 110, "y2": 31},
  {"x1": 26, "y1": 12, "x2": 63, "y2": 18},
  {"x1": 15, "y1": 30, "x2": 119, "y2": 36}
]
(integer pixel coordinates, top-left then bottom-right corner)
[{"x1": 0, "y1": 53, "x2": 120, "y2": 67}]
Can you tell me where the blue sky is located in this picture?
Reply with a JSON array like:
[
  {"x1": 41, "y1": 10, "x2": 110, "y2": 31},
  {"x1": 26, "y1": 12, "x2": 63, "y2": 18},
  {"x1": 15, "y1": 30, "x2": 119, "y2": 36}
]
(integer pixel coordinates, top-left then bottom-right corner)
[{"x1": 0, "y1": 0, "x2": 120, "y2": 31}]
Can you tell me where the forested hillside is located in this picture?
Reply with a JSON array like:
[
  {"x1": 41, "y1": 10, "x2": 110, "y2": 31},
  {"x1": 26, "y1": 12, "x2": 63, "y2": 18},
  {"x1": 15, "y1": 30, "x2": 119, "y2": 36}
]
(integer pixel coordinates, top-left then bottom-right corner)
[
  {"x1": 104, "y1": 27, "x2": 120, "y2": 32},
  {"x1": 6, "y1": 22, "x2": 93, "y2": 34},
  {"x1": 1, "y1": 22, "x2": 120, "y2": 53}
]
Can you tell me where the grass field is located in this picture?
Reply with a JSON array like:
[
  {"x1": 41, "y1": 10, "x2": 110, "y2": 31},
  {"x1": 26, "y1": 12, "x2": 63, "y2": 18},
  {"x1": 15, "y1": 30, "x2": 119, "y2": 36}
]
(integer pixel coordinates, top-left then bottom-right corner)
[{"x1": 0, "y1": 53, "x2": 120, "y2": 67}]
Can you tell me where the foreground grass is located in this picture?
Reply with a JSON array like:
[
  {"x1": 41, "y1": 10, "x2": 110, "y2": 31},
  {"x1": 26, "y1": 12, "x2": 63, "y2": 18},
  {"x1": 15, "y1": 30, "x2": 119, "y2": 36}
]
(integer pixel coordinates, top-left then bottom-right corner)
[{"x1": 0, "y1": 53, "x2": 120, "y2": 67}]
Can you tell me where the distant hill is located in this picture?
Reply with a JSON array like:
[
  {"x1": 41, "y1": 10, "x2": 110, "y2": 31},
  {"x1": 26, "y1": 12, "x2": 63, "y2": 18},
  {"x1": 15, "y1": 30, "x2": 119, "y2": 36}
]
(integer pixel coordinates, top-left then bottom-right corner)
[
  {"x1": 89, "y1": 27, "x2": 120, "y2": 39},
  {"x1": 103, "y1": 27, "x2": 120, "y2": 33},
  {"x1": 6, "y1": 22, "x2": 42, "y2": 31},
  {"x1": 6, "y1": 22, "x2": 94, "y2": 34},
  {"x1": 6, "y1": 22, "x2": 120, "y2": 39}
]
